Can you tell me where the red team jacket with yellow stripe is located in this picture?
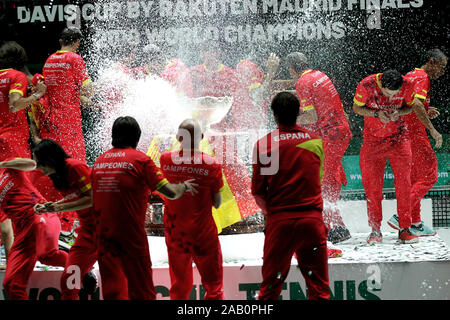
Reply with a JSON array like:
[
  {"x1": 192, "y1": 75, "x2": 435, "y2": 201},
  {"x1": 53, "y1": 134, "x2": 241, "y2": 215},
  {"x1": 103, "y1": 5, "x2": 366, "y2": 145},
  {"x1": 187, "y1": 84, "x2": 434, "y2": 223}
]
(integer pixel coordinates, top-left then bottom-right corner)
[
  {"x1": 295, "y1": 69, "x2": 350, "y2": 137},
  {"x1": 0, "y1": 69, "x2": 31, "y2": 161},
  {"x1": 403, "y1": 68, "x2": 430, "y2": 134},
  {"x1": 0, "y1": 69, "x2": 29, "y2": 134},
  {"x1": 252, "y1": 125, "x2": 324, "y2": 223},
  {"x1": 353, "y1": 73, "x2": 415, "y2": 139}
]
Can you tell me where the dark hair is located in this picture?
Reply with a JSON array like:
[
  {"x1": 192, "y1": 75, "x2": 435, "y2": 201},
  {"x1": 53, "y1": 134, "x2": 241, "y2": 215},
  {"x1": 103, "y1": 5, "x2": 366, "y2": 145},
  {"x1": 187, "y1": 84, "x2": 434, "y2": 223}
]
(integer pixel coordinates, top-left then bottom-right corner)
[
  {"x1": 424, "y1": 48, "x2": 446, "y2": 64},
  {"x1": 33, "y1": 139, "x2": 71, "y2": 190},
  {"x1": 270, "y1": 92, "x2": 300, "y2": 126},
  {"x1": 0, "y1": 41, "x2": 28, "y2": 70},
  {"x1": 60, "y1": 27, "x2": 83, "y2": 46},
  {"x1": 381, "y1": 70, "x2": 403, "y2": 90},
  {"x1": 112, "y1": 116, "x2": 141, "y2": 149},
  {"x1": 285, "y1": 52, "x2": 309, "y2": 73}
]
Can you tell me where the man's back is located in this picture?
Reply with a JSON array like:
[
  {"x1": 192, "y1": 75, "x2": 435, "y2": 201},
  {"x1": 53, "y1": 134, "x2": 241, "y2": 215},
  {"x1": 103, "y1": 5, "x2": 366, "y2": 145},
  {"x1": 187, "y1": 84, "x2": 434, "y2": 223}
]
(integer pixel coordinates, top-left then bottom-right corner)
[
  {"x1": 160, "y1": 150, "x2": 223, "y2": 237},
  {"x1": 252, "y1": 124, "x2": 324, "y2": 221},
  {"x1": 92, "y1": 147, "x2": 168, "y2": 255},
  {"x1": 296, "y1": 69, "x2": 347, "y2": 134},
  {"x1": 43, "y1": 50, "x2": 90, "y2": 110}
]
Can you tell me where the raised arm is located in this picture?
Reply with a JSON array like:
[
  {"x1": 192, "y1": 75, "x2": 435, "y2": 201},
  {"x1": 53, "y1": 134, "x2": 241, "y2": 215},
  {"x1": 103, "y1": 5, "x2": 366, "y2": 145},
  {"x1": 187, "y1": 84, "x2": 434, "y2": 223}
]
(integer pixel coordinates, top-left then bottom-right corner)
[
  {"x1": 0, "y1": 158, "x2": 37, "y2": 171},
  {"x1": 9, "y1": 84, "x2": 46, "y2": 113}
]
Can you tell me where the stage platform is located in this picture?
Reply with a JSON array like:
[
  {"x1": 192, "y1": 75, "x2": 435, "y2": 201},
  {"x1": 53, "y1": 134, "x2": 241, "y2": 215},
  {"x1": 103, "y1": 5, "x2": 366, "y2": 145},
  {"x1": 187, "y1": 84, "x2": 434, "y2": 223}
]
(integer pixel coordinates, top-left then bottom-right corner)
[
  {"x1": 149, "y1": 231, "x2": 450, "y2": 300},
  {"x1": 0, "y1": 199, "x2": 449, "y2": 300}
]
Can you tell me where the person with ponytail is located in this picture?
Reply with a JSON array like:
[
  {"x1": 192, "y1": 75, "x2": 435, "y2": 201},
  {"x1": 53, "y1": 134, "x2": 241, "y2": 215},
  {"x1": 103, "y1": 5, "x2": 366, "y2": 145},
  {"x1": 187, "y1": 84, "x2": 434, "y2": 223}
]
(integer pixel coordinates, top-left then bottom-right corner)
[{"x1": 33, "y1": 139, "x2": 98, "y2": 299}]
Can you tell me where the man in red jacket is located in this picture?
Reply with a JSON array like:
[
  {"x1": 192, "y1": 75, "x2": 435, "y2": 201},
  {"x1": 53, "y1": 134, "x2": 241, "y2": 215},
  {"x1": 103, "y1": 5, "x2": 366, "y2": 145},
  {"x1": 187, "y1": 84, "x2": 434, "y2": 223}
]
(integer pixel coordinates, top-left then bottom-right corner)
[
  {"x1": 286, "y1": 52, "x2": 352, "y2": 244},
  {"x1": 352, "y1": 70, "x2": 438, "y2": 244},
  {"x1": 42, "y1": 27, "x2": 94, "y2": 163},
  {"x1": 252, "y1": 92, "x2": 329, "y2": 300},
  {"x1": 0, "y1": 41, "x2": 46, "y2": 160},
  {"x1": 187, "y1": 41, "x2": 238, "y2": 131},
  {"x1": 92, "y1": 116, "x2": 198, "y2": 300},
  {"x1": 42, "y1": 27, "x2": 94, "y2": 232},
  {"x1": 0, "y1": 156, "x2": 68, "y2": 300},
  {"x1": 387, "y1": 49, "x2": 446, "y2": 236},
  {"x1": 0, "y1": 41, "x2": 46, "y2": 258},
  {"x1": 187, "y1": 41, "x2": 259, "y2": 221},
  {"x1": 160, "y1": 119, "x2": 224, "y2": 300}
]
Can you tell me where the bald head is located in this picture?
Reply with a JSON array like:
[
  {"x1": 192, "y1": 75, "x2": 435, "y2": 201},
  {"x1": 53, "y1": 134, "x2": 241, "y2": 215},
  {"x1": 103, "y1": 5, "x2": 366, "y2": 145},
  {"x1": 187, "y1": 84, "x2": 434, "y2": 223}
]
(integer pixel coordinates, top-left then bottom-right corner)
[{"x1": 177, "y1": 119, "x2": 203, "y2": 149}]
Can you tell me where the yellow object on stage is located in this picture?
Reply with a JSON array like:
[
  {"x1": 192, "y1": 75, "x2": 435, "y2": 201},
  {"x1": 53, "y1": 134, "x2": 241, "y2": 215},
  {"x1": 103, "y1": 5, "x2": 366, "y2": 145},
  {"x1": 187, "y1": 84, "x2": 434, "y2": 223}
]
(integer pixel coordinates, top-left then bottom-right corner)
[{"x1": 147, "y1": 135, "x2": 242, "y2": 234}]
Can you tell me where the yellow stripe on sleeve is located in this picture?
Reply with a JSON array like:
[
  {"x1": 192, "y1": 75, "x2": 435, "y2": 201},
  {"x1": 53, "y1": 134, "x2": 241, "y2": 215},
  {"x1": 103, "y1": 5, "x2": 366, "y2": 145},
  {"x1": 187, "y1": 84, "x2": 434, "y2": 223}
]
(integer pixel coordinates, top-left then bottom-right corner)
[
  {"x1": 414, "y1": 94, "x2": 427, "y2": 100},
  {"x1": 9, "y1": 89, "x2": 24, "y2": 96},
  {"x1": 80, "y1": 183, "x2": 92, "y2": 193},
  {"x1": 407, "y1": 99, "x2": 415, "y2": 106},
  {"x1": 302, "y1": 105, "x2": 315, "y2": 111},
  {"x1": 82, "y1": 78, "x2": 92, "y2": 86},
  {"x1": 353, "y1": 97, "x2": 366, "y2": 106},
  {"x1": 155, "y1": 178, "x2": 169, "y2": 191},
  {"x1": 248, "y1": 82, "x2": 261, "y2": 91}
]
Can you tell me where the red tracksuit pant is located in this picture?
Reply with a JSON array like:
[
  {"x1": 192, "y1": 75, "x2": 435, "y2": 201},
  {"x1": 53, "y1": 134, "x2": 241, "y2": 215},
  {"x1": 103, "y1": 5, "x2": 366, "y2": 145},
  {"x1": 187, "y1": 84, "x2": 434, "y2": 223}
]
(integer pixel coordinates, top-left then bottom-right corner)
[
  {"x1": 165, "y1": 234, "x2": 224, "y2": 300},
  {"x1": 3, "y1": 212, "x2": 68, "y2": 300},
  {"x1": 321, "y1": 127, "x2": 352, "y2": 229},
  {"x1": 60, "y1": 225, "x2": 97, "y2": 300},
  {"x1": 359, "y1": 135, "x2": 412, "y2": 230},
  {"x1": 410, "y1": 130, "x2": 438, "y2": 224},
  {"x1": 98, "y1": 246, "x2": 155, "y2": 300},
  {"x1": 258, "y1": 215, "x2": 329, "y2": 300}
]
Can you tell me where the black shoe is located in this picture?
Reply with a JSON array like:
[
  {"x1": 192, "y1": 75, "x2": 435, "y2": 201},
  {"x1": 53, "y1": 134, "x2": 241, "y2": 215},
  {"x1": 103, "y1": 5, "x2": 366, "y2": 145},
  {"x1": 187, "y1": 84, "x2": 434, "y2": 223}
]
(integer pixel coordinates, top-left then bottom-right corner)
[
  {"x1": 82, "y1": 269, "x2": 98, "y2": 295},
  {"x1": 327, "y1": 225, "x2": 351, "y2": 244}
]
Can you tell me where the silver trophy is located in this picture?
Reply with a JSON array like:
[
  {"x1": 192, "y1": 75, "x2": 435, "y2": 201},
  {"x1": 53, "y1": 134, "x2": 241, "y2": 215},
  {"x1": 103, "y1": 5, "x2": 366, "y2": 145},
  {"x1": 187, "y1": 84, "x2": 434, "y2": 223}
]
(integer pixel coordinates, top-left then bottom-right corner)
[{"x1": 186, "y1": 96, "x2": 233, "y2": 132}]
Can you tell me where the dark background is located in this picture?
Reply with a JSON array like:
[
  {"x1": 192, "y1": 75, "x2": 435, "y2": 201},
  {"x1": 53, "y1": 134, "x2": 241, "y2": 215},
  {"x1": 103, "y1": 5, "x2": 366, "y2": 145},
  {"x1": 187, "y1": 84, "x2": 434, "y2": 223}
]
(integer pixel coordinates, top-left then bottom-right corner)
[{"x1": 1, "y1": 0, "x2": 448, "y2": 161}]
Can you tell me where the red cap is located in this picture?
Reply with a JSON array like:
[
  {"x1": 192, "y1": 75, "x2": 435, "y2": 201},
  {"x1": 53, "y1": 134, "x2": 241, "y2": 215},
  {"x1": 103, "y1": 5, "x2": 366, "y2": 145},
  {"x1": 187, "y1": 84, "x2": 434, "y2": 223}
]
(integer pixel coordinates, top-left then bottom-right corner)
[{"x1": 31, "y1": 73, "x2": 44, "y2": 86}]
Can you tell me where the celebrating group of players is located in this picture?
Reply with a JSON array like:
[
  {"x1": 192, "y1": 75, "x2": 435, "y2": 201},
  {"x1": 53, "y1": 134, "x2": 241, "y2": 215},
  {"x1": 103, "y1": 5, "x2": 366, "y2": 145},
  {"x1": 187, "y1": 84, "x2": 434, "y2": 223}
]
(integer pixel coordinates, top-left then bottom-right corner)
[{"x1": 0, "y1": 25, "x2": 446, "y2": 300}]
